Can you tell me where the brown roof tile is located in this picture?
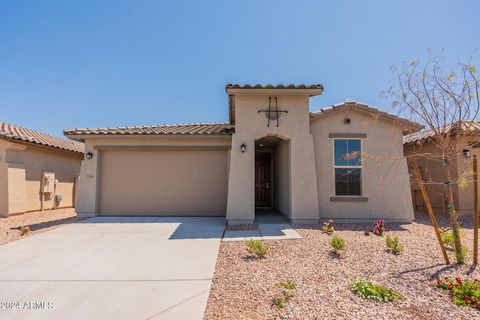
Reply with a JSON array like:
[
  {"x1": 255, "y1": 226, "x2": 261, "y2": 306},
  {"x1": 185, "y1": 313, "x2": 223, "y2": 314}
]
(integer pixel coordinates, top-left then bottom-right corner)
[
  {"x1": 0, "y1": 122, "x2": 84, "y2": 154},
  {"x1": 225, "y1": 83, "x2": 324, "y2": 90},
  {"x1": 310, "y1": 100, "x2": 424, "y2": 132},
  {"x1": 403, "y1": 121, "x2": 480, "y2": 145},
  {"x1": 64, "y1": 122, "x2": 235, "y2": 139}
]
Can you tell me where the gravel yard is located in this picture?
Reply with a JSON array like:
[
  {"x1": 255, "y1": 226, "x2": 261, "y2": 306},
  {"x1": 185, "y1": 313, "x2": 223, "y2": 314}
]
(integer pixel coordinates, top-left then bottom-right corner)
[
  {"x1": 0, "y1": 208, "x2": 83, "y2": 246},
  {"x1": 205, "y1": 213, "x2": 480, "y2": 320}
]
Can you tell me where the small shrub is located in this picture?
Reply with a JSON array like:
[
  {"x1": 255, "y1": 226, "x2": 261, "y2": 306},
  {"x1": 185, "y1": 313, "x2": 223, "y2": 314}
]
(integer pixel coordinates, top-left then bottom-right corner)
[
  {"x1": 276, "y1": 280, "x2": 296, "y2": 290},
  {"x1": 244, "y1": 239, "x2": 268, "y2": 258},
  {"x1": 330, "y1": 235, "x2": 346, "y2": 251},
  {"x1": 20, "y1": 226, "x2": 31, "y2": 236},
  {"x1": 441, "y1": 227, "x2": 466, "y2": 249},
  {"x1": 273, "y1": 296, "x2": 285, "y2": 309},
  {"x1": 372, "y1": 219, "x2": 385, "y2": 236},
  {"x1": 437, "y1": 277, "x2": 480, "y2": 309},
  {"x1": 273, "y1": 291, "x2": 293, "y2": 309},
  {"x1": 322, "y1": 219, "x2": 334, "y2": 235},
  {"x1": 385, "y1": 235, "x2": 404, "y2": 255},
  {"x1": 351, "y1": 279, "x2": 405, "y2": 302}
]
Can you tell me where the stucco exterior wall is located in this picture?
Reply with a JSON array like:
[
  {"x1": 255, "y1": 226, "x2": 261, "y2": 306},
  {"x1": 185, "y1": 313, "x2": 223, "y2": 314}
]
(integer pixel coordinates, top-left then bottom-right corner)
[
  {"x1": 273, "y1": 139, "x2": 291, "y2": 217},
  {"x1": 311, "y1": 109, "x2": 414, "y2": 222},
  {"x1": 0, "y1": 140, "x2": 82, "y2": 216},
  {"x1": 456, "y1": 138, "x2": 480, "y2": 213},
  {"x1": 404, "y1": 142, "x2": 460, "y2": 214},
  {"x1": 75, "y1": 135, "x2": 232, "y2": 217},
  {"x1": 4, "y1": 144, "x2": 81, "y2": 214},
  {"x1": 226, "y1": 93, "x2": 319, "y2": 224},
  {"x1": 0, "y1": 141, "x2": 9, "y2": 216}
]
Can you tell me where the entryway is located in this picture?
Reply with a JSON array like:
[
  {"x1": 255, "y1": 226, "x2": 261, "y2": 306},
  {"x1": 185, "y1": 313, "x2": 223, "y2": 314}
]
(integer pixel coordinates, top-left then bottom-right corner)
[{"x1": 254, "y1": 136, "x2": 291, "y2": 222}]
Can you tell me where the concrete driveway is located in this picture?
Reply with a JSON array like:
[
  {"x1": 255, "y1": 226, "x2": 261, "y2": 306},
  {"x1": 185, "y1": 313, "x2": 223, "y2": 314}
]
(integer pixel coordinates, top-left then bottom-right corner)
[{"x1": 0, "y1": 217, "x2": 225, "y2": 320}]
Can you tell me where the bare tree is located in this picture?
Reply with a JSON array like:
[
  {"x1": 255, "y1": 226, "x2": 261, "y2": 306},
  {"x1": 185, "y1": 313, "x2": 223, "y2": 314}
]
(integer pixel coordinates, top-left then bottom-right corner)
[{"x1": 386, "y1": 53, "x2": 480, "y2": 263}]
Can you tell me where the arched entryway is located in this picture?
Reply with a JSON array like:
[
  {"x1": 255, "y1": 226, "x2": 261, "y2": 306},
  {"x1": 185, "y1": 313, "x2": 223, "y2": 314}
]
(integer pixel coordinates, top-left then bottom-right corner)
[{"x1": 254, "y1": 135, "x2": 291, "y2": 223}]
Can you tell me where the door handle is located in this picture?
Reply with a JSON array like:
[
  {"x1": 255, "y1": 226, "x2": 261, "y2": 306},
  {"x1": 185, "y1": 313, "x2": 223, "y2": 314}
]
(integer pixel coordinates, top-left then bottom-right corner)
[{"x1": 266, "y1": 182, "x2": 270, "y2": 190}]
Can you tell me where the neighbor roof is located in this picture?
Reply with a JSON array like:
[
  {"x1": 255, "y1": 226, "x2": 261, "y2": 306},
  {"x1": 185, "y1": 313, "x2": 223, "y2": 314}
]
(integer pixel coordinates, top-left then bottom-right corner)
[
  {"x1": 0, "y1": 122, "x2": 84, "y2": 154},
  {"x1": 403, "y1": 121, "x2": 480, "y2": 145},
  {"x1": 64, "y1": 122, "x2": 235, "y2": 141},
  {"x1": 310, "y1": 100, "x2": 423, "y2": 132},
  {"x1": 225, "y1": 83, "x2": 324, "y2": 90}
]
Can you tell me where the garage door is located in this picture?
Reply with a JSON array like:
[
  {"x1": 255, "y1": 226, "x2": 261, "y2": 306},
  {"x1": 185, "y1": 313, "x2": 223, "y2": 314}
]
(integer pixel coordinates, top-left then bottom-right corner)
[{"x1": 98, "y1": 149, "x2": 229, "y2": 216}]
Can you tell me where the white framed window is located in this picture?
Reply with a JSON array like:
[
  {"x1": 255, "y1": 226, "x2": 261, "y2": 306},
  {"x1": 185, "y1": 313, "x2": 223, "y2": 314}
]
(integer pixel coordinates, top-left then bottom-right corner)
[{"x1": 333, "y1": 139, "x2": 362, "y2": 196}]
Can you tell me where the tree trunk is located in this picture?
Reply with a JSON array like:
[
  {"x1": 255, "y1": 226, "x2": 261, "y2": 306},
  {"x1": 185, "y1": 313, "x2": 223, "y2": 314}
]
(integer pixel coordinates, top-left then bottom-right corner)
[{"x1": 446, "y1": 161, "x2": 464, "y2": 263}]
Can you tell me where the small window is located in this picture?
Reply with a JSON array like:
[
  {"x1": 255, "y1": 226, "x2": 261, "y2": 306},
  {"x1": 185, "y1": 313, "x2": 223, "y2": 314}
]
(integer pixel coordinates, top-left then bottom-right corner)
[{"x1": 334, "y1": 139, "x2": 362, "y2": 196}]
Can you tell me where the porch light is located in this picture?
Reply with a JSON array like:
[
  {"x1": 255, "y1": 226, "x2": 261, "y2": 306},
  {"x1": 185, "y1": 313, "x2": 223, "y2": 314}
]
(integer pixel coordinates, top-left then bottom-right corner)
[
  {"x1": 240, "y1": 144, "x2": 246, "y2": 153},
  {"x1": 463, "y1": 149, "x2": 471, "y2": 158},
  {"x1": 86, "y1": 152, "x2": 93, "y2": 160}
]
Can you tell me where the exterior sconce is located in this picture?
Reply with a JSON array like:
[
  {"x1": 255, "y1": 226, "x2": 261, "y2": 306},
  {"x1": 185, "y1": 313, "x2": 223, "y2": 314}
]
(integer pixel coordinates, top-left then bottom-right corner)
[
  {"x1": 240, "y1": 144, "x2": 246, "y2": 153},
  {"x1": 463, "y1": 149, "x2": 471, "y2": 158},
  {"x1": 86, "y1": 152, "x2": 93, "y2": 160}
]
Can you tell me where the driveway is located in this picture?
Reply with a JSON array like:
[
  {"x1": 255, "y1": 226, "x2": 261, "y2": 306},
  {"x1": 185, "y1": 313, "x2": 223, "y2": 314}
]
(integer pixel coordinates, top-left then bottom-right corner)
[{"x1": 0, "y1": 216, "x2": 225, "y2": 320}]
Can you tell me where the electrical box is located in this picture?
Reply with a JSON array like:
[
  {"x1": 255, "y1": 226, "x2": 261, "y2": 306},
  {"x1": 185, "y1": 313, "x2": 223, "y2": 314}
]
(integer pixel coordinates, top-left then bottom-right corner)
[{"x1": 41, "y1": 171, "x2": 55, "y2": 194}]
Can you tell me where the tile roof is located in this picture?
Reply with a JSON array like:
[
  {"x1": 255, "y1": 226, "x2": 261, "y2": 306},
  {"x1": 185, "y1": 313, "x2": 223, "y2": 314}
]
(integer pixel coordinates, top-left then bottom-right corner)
[
  {"x1": 0, "y1": 122, "x2": 84, "y2": 154},
  {"x1": 403, "y1": 121, "x2": 480, "y2": 145},
  {"x1": 64, "y1": 122, "x2": 235, "y2": 139},
  {"x1": 310, "y1": 100, "x2": 424, "y2": 131},
  {"x1": 225, "y1": 83, "x2": 324, "y2": 90}
]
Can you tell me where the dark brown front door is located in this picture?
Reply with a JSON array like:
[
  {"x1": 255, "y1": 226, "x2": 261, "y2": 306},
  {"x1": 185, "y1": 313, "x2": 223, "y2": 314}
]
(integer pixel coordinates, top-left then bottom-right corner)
[{"x1": 255, "y1": 153, "x2": 271, "y2": 207}]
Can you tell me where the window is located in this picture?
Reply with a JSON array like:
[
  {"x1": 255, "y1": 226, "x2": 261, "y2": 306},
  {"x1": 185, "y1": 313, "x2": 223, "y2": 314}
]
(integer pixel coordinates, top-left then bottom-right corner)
[{"x1": 334, "y1": 139, "x2": 362, "y2": 196}]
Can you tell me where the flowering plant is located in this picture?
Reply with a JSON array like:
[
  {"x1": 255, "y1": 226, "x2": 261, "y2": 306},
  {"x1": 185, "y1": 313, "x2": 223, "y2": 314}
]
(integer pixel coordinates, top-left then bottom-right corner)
[
  {"x1": 372, "y1": 219, "x2": 385, "y2": 236},
  {"x1": 322, "y1": 219, "x2": 334, "y2": 235},
  {"x1": 436, "y1": 277, "x2": 480, "y2": 309}
]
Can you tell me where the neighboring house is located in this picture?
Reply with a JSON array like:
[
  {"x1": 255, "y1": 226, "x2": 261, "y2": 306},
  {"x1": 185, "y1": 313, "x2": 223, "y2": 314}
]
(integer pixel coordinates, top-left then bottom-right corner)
[
  {"x1": 0, "y1": 122, "x2": 84, "y2": 217},
  {"x1": 404, "y1": 122, "x2": 480, "y2": 215},
  {"x1": 65, "y1": 84, "x2": 420, "y2": 224}
]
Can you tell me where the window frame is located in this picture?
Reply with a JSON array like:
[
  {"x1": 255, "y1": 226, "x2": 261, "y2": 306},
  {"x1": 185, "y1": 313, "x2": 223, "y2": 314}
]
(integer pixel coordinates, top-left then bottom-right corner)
[{"x1": 332, "y1": 138, "x2": 363, "y2": 196}]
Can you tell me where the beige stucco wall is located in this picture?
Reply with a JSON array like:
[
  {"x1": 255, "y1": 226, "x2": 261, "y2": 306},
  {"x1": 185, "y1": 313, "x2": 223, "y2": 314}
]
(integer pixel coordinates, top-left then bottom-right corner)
[
  {"x1": 75, "y1": 135, "x2": 232, "y2": 217},
  {"x1": 0, "y1": 140, "x2": 82, "y2": 216},
  {"x1": 226, "y1": 93, "x2": 319, "y2": 224},
  {"x1": 404, "y1": 142, "x2": 460, "y2": 214},
  {"x1": 273, "y1": 139, "x2": 291, "y2": 217},
  {"x1": 456, "y1": 138, "x2": 480, "y2": 213},
  {"x1": 0, "y1": 141, "x2": 9, "y2": 216},
  {"x1": 311, "y1": 109, "x2": 414, "y2": 222}
]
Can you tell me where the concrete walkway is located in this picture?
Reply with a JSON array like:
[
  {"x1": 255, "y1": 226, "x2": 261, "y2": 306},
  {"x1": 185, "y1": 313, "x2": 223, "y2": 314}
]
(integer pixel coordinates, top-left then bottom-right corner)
[
  {"x1": 223, "y1": 223, "x2": 302, "y2": 242},
  {"x1": 0, "y1": 217, "x2": 225, "y2": 320}
]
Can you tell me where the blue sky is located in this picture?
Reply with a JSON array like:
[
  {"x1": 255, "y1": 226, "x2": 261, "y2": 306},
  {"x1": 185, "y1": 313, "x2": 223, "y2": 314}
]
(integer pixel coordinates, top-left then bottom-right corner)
[{"x1": 0, "y1": 0, "x2": 478, "y2": 136}]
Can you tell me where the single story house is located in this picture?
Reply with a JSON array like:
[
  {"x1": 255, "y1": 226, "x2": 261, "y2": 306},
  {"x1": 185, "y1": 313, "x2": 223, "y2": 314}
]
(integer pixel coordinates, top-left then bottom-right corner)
[
  {"x1": 404, "y1": 122, "x2": 480, "y2": 215},
  {"x1": 0, "y1": 122, "x2": 84, "y2": 217},
  {"x1": 65, "y1": 84, "x2": 421, "y2": 224}
]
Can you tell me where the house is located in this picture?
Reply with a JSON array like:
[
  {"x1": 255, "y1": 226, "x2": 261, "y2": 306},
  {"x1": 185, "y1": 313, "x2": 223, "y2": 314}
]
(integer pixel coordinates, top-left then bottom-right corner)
[
  {"x1": 65, "y1": 84, "x2": 420, "y2": 224},
  {"x1": 0, "y1": 122, "x2": 84, "y2": 217},
  {"x1": 404, "y1": 122, "x2": 480, "y2": 215}
]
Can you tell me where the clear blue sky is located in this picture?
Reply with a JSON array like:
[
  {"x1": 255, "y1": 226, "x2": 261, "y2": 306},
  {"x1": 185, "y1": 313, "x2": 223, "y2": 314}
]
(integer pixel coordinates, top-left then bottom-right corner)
[{"x1": 0, "y1": 0, "x2": 478, "y2": 136}]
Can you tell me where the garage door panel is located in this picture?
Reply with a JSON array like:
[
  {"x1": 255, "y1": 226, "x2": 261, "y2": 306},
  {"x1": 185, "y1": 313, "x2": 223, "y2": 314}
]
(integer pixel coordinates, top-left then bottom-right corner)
[{"x1": 99, "y1": 150, "x2": 228, "y2": 216}]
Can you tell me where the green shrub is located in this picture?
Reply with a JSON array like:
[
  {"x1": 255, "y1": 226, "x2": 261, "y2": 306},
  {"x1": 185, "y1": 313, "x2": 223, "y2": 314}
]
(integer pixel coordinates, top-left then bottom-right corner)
[
  {"x1": 330, "y1": 235, "x2": 346, "y2": 251},
  {"x1": 351, "y1": 279, "x2": 405, "y2": 302},
  {"x1": 385, "y1": 235, "x2": 404, "y2": 255},
  {"x1": 441, "y1": 227, "x2": 466, "y2": 249},
  {"x1": 437, "y1": 277, "x2": 480, "y2": 309},
  {"x1": 244, "y1": 239, "x2": 268, "y2": 258},
  {"x1": 273, "y1": 296, "x2": 285, "y2": 309},
  {"x1": 273, "y1": 291, "x2": 293, "y2": 309},
  {"x1": 322, "y1": 219, "x2": 334, "y2": 235},
  {"x1": 20, "y1": 226, "x2": 31, "y2": 236},
  {"x1": 276, "y1": 280, "x2": 296, "y2": 290}
]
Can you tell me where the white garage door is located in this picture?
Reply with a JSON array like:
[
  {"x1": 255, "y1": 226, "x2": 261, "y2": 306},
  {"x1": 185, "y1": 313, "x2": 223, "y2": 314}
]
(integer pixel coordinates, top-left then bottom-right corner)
[{"x1": 98, "y1": 149, "x2": 229, "y2": 216}]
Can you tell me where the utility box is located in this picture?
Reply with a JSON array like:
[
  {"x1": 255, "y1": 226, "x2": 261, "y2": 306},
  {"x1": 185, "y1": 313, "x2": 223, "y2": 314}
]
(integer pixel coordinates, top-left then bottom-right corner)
[{"x1": 41, "y1": 171, "x2": 55, "y2": 194}]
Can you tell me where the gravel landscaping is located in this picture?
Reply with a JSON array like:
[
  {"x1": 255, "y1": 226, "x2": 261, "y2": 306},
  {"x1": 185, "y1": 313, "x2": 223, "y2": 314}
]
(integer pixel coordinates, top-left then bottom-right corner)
[
  {"x1": 205, "y1": 213, "x2": 480, "y2": 320},
  {"x1": 0, "y1": 208, "x2": 83, "y2": 245}
]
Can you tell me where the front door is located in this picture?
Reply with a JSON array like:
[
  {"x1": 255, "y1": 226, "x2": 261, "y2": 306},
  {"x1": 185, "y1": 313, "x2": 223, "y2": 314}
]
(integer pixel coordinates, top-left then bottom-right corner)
[{"x1": 255, "y1": 153, "x2": 271, "y2": 207}]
